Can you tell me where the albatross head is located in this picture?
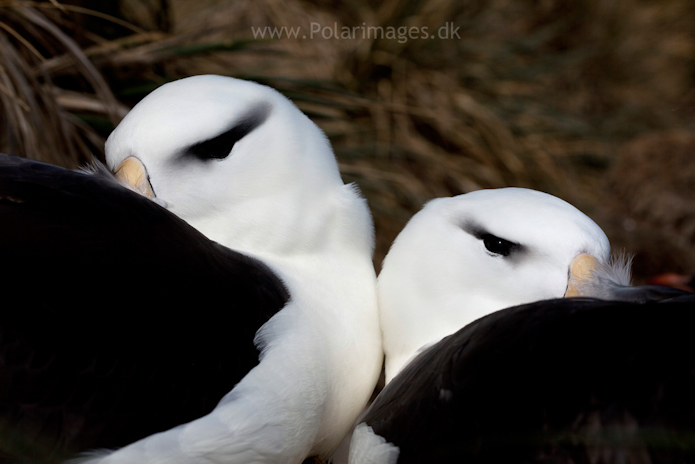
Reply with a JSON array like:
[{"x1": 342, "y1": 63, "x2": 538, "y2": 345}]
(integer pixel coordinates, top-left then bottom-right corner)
[
  {"x1": 105, "y1": 75, "x2": 356, "y2": 256},
  {"x1": 379, "y1": 188, "x2": 614, "y2": 382}
]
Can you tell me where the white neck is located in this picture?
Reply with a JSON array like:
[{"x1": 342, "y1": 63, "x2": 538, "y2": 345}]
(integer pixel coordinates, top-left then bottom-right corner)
[
  {"x1": 210, "y1": 183, "x2": 381, "y2": 456},
  {"x1": 193, "y1": 183, "x2": 369, "y2": 260}
]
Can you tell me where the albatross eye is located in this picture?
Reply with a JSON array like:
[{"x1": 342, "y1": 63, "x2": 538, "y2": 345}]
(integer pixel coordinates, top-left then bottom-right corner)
[{"x1": 482, "y1": 234, "x2": 515, "y2": 257}]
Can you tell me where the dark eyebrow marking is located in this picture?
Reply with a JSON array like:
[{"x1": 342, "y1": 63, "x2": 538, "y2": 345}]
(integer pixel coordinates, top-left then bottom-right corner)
[
  {"x1": 461, "y1": 220, "x2": 490, "y2": 240},
  {"x1": 183, "y1": 102, "x2": 272, "y2": 161},
  {"x1": 461, "y1": 220, "x2": 526, "y2": 258}
]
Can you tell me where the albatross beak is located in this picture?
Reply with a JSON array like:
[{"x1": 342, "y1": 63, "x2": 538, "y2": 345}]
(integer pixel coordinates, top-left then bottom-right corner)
[
  {"x1": 114, "y1": 156, "x2": 155, "y2": 199},
  {"x1": 565, "y1": 253, "x2": 598, "y2": 297}
]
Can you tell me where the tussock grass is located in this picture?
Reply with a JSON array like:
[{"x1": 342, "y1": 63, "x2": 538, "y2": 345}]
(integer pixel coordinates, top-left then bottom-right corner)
[{"x1": 0, "y1": 1, "x2": 128, "y2": 167}]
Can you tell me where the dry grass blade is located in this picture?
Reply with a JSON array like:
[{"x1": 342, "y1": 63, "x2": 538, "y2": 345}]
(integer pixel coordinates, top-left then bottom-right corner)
[
  {"x1": 0, "y1": 31, "x2": 67, "y2": 164},
  {"x1": 17, "y1": 6, "x2": 121, "y2": 125},
  {"x1": 38, "y1": 31, "x2": 165, "y2": 75},
  {"x1": 0, "y1": 4, "x2": 132, "y2": 166},
  {"x1": 0, "y1": 0, "x2": 146, "y2": 34},
  {"x1": 51, "y1": 87, "x2": 129, "y2": 118},
  {"x1": 0, "y1": 19, "x2": 45, "y2": 61}
]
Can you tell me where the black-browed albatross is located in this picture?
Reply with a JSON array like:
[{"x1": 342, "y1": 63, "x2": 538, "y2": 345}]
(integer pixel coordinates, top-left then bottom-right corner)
[
  {"x1": 346, "y1": 188, "x2": 694, "y2": 464},
  {"x1": 0, "y1": 75, "x2": 383, "y2": 464}
]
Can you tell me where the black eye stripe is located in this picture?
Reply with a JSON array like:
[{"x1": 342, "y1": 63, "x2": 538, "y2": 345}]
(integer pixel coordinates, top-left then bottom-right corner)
[{"x1": 184, "y1": 102, "x2": 271, "y2": 161}]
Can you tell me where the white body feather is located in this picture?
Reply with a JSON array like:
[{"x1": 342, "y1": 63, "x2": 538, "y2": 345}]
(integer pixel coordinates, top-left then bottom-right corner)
[{"x1": 347, "y1": 424, "x2": 399, "y2": 464}]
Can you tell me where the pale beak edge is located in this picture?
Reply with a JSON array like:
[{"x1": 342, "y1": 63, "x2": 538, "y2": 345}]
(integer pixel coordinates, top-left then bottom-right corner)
[
  {"x1": 114, "y1": 156, "x2": 155, "y2": 199},
  {"x1": 565, "y1": 253, "x2": 599, "y2": 297}
]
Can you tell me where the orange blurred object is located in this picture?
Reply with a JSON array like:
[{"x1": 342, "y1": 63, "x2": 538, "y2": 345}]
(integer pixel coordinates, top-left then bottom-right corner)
[{"x1": 647, "y1": 273, "x2": 695, "y2": 293}]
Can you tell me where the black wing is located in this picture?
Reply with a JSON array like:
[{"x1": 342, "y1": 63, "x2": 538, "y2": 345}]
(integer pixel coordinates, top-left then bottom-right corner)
[
  {"x1": 0, "y1": 153, "x2": 289, "y2": 463},
  {"x1": 364, "y1": 294, "x2": 695, "y2": 464}
]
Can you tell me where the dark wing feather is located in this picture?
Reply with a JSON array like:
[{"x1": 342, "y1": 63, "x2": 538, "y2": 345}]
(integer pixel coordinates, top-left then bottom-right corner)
[
  {"x1": 0, "y1": 153, "x2": 289, "y2": 463},
  {"x1": 364, "y1": 295, "x2": 695, "y2": 464},
  {"x1": 604, "y1": 283, "x2": 692, "y2": 302}
]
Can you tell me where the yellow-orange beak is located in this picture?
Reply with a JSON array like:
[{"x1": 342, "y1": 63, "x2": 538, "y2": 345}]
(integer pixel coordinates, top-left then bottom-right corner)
[
  {"x1": 114, "y1": 156, "x2": 155, "y2": 199},
  {"x1": 565, "y1": 253, "x2": 599, "y2": 297}
]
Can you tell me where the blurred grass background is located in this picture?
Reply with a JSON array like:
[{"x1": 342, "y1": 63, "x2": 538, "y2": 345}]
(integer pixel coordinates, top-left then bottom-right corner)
[{"x1": 1, "y1": 0, "x2": 694, "y2": 282}]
